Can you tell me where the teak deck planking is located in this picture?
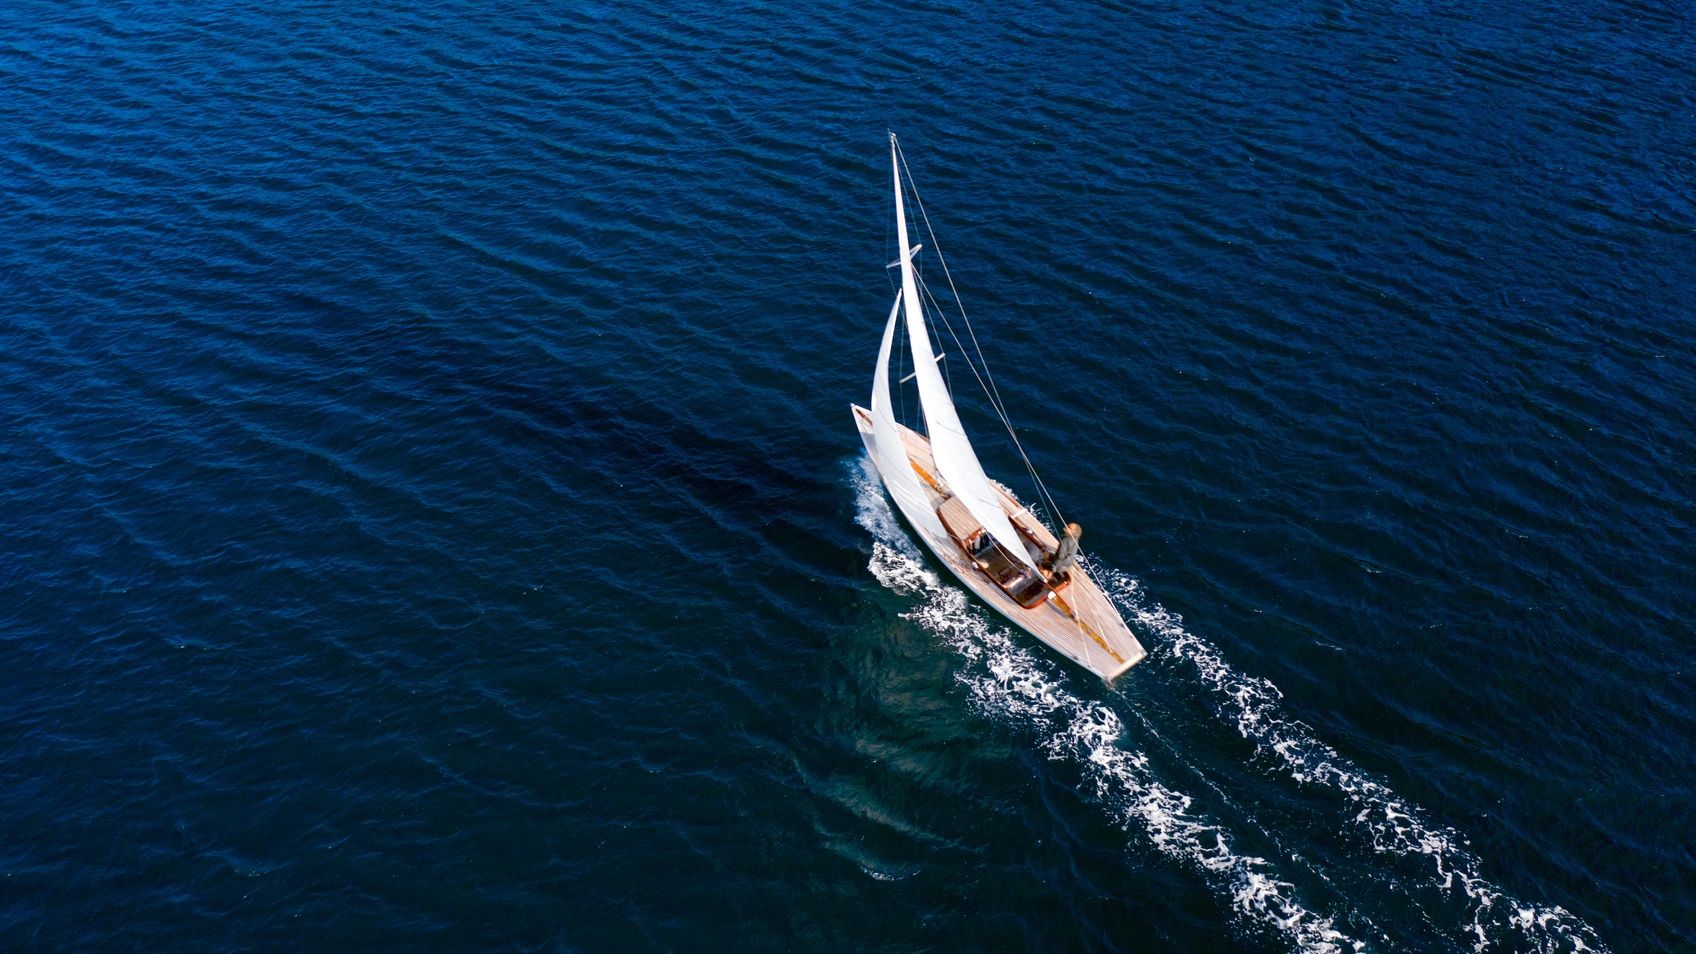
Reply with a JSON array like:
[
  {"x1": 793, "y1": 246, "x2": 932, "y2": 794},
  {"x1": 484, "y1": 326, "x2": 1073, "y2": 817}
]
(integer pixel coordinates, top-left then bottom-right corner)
[{"x1": 853, "y1": 406, "x2": 1147, "y2": 683}]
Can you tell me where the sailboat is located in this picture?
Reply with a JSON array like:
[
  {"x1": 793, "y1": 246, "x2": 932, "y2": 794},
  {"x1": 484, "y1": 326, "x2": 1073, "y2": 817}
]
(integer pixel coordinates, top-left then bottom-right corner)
[{"x1": 851, "y1": 134, "x2": 1147, "y2": 684}]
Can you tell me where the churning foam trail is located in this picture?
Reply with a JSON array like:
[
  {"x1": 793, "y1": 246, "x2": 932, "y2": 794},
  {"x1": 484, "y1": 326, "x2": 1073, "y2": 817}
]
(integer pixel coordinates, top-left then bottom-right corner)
[
  {"x1": 853, "y1": 461, "x2": 1360, "y2": 954},
  {"x1": 1093, "y1": 570, "x2": 1606, "y2": 954}
]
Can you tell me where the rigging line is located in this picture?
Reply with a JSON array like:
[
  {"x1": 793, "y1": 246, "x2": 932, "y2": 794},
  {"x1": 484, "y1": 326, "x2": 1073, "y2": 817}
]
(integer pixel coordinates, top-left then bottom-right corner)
[
  {"x1": 911, "y1": 293, "x2": 957, "y2": 425},
  {"x1": 896, "y1": 141, "x2": 1067, "y2": 528},
  {"x1": 894, "y1": 144, "x2": 1093, "y2": 653},
  {"x1": 903, "y1": 172, "x2": 1059, "y2": 529},
  {"x1": 915, "y1": 269, "x2": 1062, "y2": 521},
  {"x1": 914, "y1": 269, "x2": 1066, "y2": 555},
  {"x1": 895, "y1": 146, "x2": 1026, "y2": 443},
  {"x1": 910, "y1": 231, "x2": 955, "y2": 398},
  {"x1": 916, "y1": 270, "x2": 983, "y2": 403},
  {"x1": 915, "y1": 269, "x2": 972, "y2": 369},
  {"x1": 905, "y1": 182, "x2": 1066, "y2": 534},
  {"x1": 895, "y1": 143, "x2": 1048, "y2": 484}
]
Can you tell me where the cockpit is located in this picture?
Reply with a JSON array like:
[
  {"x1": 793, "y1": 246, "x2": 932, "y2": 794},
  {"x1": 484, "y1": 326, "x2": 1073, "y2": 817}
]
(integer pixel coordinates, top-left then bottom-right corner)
[{"x1": 936, "y1": 495, "x2": 1053, "y2": 609}]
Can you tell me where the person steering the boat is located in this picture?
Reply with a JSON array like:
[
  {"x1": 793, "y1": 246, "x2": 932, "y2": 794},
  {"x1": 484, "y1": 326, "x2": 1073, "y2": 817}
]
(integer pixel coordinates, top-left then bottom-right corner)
[{"x1": 1045, "y1": 523, "x2": 1082, "y2": 581}]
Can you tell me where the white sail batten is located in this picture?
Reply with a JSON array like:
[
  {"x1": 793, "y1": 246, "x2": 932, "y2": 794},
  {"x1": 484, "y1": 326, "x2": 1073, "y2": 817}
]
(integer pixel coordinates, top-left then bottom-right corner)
[
  {"x1": 891, "y1": 141, "x2": 1036, "y2": 568},
  {"x1": 870, "y1": 292, "x2": 943, "y2": 538}
]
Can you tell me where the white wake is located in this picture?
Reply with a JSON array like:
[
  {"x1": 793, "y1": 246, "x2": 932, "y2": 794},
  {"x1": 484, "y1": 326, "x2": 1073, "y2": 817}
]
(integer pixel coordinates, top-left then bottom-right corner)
[
  {"x1": 1095, "y1": 567, "x2": 1604, "y2": 954},
  {"x1": 855, "y1": 461, "x2": 1361, "y2": 953},
  {"x1": 852, "y1": 458, "x2": 1605, "y2": 954}
]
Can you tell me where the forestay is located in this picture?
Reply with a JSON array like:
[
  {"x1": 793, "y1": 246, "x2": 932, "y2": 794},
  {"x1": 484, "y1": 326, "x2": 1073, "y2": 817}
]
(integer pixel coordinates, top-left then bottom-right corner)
[{"x1": 890, "y1": 141, "x2": 1036, "y2": 568}]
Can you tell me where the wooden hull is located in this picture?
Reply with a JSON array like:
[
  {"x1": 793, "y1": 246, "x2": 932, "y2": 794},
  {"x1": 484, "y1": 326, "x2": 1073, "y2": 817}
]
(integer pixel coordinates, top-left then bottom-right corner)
[{"x1": 852, "y1": 405, "x2": 1146, "y2": 683}]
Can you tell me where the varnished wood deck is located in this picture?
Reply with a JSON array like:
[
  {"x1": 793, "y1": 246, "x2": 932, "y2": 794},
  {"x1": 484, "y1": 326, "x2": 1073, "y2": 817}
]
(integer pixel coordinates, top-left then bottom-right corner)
[{"x1": 852, "y1": 405, "x2": 1147, "y2": 683}]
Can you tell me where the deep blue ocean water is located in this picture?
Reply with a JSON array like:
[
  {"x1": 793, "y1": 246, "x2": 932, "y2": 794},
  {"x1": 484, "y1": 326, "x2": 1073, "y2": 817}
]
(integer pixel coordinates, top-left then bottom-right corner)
[{"x1": 3, "y1": 0, "x2": 1693, "y2": 950}]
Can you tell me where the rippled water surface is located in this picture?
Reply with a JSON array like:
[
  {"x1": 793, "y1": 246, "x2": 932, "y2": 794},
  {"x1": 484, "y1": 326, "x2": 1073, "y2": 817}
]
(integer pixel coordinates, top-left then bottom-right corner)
[{"x1": 3, "y1": 1, "x2": 1693, "y2": 951}]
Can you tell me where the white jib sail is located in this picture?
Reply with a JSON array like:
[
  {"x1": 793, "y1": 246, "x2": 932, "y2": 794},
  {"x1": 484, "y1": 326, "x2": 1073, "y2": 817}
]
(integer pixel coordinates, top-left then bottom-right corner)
[
  {"x1": 891, "y1": 140, "x2": 1036, "y2": 568},
  {"x1": 870, "y1": 292, "x2": 945, "y2": 540}
]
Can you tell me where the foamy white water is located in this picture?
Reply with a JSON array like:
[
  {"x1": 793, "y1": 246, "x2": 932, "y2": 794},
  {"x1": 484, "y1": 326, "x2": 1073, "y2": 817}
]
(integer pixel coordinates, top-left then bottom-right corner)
[
  {"x1": 853, "y1": 457, "x2": 1606, "y2": 954},
  {"x1": 854, "y1": 461, "x2": 1362, "y2": 953},
  {"x1": 1092, "y1": 568, "x2": 1605, "y2": 954}
]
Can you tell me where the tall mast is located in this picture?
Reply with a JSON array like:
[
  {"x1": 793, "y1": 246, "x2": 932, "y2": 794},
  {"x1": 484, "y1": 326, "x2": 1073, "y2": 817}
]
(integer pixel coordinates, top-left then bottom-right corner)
[
  {"x1": 889, "y1": 135, "x2": 1035, "y2": 567},
  {"x1": 892, "y1": 136, "x2": 927, "y2": 395}
]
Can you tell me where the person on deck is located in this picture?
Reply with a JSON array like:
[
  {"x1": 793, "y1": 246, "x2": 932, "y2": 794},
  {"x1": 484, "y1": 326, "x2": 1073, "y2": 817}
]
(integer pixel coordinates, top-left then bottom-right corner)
[{"x1": 1045, "y1": 522, "x2": 1082, "y2": 581}]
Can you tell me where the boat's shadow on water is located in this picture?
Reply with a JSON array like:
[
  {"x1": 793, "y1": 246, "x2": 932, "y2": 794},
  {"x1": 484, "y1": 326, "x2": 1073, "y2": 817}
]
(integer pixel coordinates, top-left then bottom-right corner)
[{"x1": 848, "y1": 457, "x2": 1606, "y2": 954}]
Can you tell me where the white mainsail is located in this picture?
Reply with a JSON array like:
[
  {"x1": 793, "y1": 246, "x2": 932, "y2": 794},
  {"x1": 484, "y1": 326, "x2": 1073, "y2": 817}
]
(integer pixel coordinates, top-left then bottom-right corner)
[
  {"x1": 890, "y1": 140, "x2": 1036, "y2": 568},
  {"x1": 869, "y1": 292, "x2": 945, "y2": 540},
  {"x1": 852, "y1": 137, "x2": 1148, "y2": 684}
]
